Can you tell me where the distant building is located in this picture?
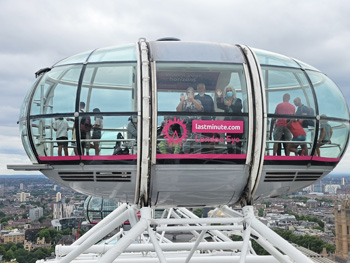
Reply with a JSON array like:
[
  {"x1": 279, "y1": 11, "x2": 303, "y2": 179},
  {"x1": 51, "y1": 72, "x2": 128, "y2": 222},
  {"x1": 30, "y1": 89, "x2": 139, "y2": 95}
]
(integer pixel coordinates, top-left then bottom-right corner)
[
  {"x1": 17, "y1": 192, "x2": 30, "y2": 202},
  {"x1": 0, "y1": 184, "x2": 4, "y2": 197},
  {"x1": 1, "y1": 229, "x2": 25, "y2": 244},
  {"x1": 325, "y1": 184, "x2": 340, "y2": 195},
  {"x1": 56, "y1": 192, "x2": 62, "y2": 202},
  {"x1": 335, "y1": 200, "x2": 350, "y2": 261},
  {"x1": 51, "y1": 217, "x2": 85, "y2": 231},
  {"x1": 53, "y1": 202, "x2": 74, "y2": 219},
  {"x1": 29, "y1": 207, "x2": 43, "y2": 221},
  {"x1": 20, "y1": 183, "x2": 24, "y2": 190}
]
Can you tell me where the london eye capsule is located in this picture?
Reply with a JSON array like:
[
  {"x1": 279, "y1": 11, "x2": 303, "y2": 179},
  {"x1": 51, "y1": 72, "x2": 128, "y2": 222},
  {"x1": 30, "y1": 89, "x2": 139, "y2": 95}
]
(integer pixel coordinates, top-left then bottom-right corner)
[{"x1": 10, "y1": 38, "x2": 350, "y2": 207}]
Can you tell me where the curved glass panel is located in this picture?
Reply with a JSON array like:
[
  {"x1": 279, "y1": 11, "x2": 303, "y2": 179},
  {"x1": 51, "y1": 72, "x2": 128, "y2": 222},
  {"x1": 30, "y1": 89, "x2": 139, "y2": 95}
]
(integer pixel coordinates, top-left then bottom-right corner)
[
  {"x1": 79, "y1": 115, "x2": 137, "y2": 157},
  {"x1": 313, "y1": 120, "x2": 349, "y2": 158},
  {"x1": 20, "y1": 79, "x2": 39, "y2": 120},
  {"x1": 54, "y1": 50, "x2": 93, "y2": 66},
  {"x1": 81, "y1": 63, "x2": 137, "y2": 112},
  {"x1": 266, "y1": 116, "x2": 315, "y2": 157},
  {"x1": 293, "y1": 58, "x2": 319, "y2": 71},
  {"x1": 307, "y1": 71, "x2": 350, "y2": 120},
  {"x1": 263, "y1": 67, "x2": 316, "y2": 114},
  {"x1": 263, "y1": 66, "x2": 316, "y2": 158},
  {"x1": 30, "y1": 116, "x2": 76, "y2": 158},
  {"x1": 30, "y1": 65, "x2": 82, "y2": 115},
  {"x1": 150, "y1": 41, "x2": 244, "y2": 63},
  {"x1": 156, "y1": 62, "x2": 248, "y2": 158},
  {"x1": 253, "y1": 48, "x2": 300, "y2": 68},
  {"x1": 19, "y1": 120, "x2": 36, "y2": 162},
  {"x1": 83, "y1": 196, "x2": 117, "y2": 224},
  {"x1": 88, "y1": 44, "x2": 137, "y2": 62},
  {"x1": 102, "y1": 199, "x2": 118, "y2": 218}
]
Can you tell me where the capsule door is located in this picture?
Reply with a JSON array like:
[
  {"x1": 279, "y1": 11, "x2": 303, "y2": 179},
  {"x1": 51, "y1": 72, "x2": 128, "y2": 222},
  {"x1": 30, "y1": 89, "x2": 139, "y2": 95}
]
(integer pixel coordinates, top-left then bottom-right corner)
[{"x1": 147, "y1": 41, "x2": 254, "y2": 207}]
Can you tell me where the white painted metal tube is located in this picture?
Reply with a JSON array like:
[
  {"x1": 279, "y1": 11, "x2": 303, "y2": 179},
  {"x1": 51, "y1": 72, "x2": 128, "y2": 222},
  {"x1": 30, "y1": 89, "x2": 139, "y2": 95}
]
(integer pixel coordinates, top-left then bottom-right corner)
[
  {"x1": 56, "y1": 241, "x2": 244, "y2": 256},
  {"x1": 249, "y1": 214, "x2": 314, "y2": 263},
  {"x1": 250, "y1": 229, "x2": 292, "y2": 263},
  {"x1": 63, "y1": 255, "x2": 291, "y2": 263},
  {"x1": 97, "y1": 207, "x2": 151, "y2": 263},
  {"x1": 177, "y1": 208, "x2": 236, "y2": 243},
  {"x1": 147, "y1": 227, "x2": 167, "y2": 263},
  {"x1": 153, "y1": 217, "x2": 244, "y2": 225},
  {"x1": 71, "y1": 203, "x2": 128, "y2": 246},
  {"x1": 156, "y1": 225, "x2": 243, "y2": 232},
  {"x1": 105, "y1": 228, "x2": 124, "y2": 244},
  {"x1": 185, "y1": 230, "x2": 207, "y2": 263},
  {"x1": 239, "y1": 222, "x2": 252, "y2": 263},
  {"x1": 58, "y1": 209, "x2": 130, "y2": 263}
]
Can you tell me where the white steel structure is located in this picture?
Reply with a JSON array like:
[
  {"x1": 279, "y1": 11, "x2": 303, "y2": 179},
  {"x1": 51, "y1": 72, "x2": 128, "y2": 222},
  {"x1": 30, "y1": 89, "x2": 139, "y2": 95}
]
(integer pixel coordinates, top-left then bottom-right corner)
[{"x1": 38, "y1": 204, "x2": 314, "y2": 263}]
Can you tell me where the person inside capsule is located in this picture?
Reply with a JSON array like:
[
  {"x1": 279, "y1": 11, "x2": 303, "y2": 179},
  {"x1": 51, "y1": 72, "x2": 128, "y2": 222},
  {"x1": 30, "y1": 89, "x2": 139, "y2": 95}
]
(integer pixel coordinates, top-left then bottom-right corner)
[
  {"x1": 216, "y1": 86, "x2": 243, "y2": 154},
  {"x1": 286, "y1": 119, "x2": 307, "y2": 156},
  {"x1": 158, "y1": 125, "x2": 181, "y2": 154},
  {"x1": 194, "y1": 83, "x2": 214, "y2": 117},
  {"x1": 315, "y1": 115, "x2": 333, "y2": 157},
  {"x1": 92, "y1": 108, "x2": 103, "y2": 156},
  {"x1": 127, "y1": 115, "x2": 137, "y2": 153},
  {"x1": 79, "y1": 102, "x2": 92, "y2": 155},
  {"x1": 195, "y1": 83, "x2": 215, "y2": 153},
  {"x1": 53, "y1": 117, "x2": 69, "y2": 156},
  {"x1": 176, "y1": 87, "x2": 203, "y2": 154},
  {"x1": 269, "y1": 93, "x2": 295, "y2": 156}
]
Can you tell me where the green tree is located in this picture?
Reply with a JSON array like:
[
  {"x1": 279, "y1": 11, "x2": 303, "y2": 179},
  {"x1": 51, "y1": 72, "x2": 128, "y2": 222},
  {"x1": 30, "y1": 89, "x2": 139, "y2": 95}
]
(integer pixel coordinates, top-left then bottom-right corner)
[
  {"x1": 4, "y1": 249, "x2": 15, "y2": 261},
  {"x1": 0, "y1": 211, "x2": 6, "y2": 218},
  {"x1": 261, "y1": 201, "x2": 271, "y2": 208}
]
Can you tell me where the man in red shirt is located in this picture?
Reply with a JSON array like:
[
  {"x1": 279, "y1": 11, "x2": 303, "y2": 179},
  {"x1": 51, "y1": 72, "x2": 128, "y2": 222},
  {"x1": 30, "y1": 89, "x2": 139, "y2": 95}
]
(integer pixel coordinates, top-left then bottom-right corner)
[{"x1": 269, "y1": 93, "x2": 295, "y2": 156}]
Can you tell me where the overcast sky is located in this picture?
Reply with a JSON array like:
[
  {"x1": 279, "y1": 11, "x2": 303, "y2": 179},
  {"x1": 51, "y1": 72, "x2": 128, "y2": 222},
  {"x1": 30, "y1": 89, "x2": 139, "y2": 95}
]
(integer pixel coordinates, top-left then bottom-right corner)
[{"x1": 1, "y1": 0, "x2": 350, "y2": 175}]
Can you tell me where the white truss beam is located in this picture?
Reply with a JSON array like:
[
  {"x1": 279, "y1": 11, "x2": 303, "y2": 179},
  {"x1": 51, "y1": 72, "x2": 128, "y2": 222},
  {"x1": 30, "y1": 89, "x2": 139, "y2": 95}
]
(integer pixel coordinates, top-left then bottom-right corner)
[{"x1": 37, "y1": 204, "x2": 316, "y2": 263}]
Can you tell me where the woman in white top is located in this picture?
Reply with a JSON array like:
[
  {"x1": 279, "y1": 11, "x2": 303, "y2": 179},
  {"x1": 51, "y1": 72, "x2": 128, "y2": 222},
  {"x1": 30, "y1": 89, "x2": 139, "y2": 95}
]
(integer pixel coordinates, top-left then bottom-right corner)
[{"x1": 53, "y1": 117, "x2": 69, "y2": 156}]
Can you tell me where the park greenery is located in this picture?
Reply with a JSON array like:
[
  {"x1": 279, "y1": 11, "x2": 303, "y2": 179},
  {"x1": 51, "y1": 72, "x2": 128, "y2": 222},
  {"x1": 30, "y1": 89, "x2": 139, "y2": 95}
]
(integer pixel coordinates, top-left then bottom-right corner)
[
  {"x1": 231, "y1": 229, "x2": 335, "y2": 255},
  {"x1": 0, "y1": 242, "x2": 54, "y2": 263}
]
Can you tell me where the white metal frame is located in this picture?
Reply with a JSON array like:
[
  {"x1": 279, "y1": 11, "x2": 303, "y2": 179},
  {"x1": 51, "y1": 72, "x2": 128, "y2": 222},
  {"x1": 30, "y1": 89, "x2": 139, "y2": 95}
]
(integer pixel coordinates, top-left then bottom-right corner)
[{"x1": 38, "y1": 204, "x2": 314, "y2": 263}]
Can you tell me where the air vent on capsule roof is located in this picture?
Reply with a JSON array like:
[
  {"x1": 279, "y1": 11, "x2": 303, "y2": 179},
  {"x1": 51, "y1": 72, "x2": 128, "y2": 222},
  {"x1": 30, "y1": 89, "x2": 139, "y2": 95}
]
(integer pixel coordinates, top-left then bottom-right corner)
[{"x1": 156, "y1": 37, "x2": 181, "y2": 41}]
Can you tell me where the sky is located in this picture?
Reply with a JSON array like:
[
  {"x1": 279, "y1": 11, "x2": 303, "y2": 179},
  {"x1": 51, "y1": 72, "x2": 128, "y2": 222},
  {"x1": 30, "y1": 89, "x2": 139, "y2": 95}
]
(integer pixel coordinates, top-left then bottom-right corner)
[{"x1": 0, "y1": 0, "x2": 350, "y2": 175}]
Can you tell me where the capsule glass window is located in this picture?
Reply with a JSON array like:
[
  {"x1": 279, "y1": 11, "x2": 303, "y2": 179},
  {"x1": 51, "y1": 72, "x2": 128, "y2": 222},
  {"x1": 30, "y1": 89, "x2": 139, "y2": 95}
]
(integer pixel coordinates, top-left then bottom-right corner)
[
  {"x1": 30, "y1": 65, "x2": 82, "y2": 115},
  {"x1": 307, "y1": 71, "x2": 349, "y2": 120},
  {"x1": 80, "y1": 63, "x2": 137, "y2": 112},
  {"x1": 314, "y1": 119, "x2": 349, "y2": 159},
  {"x1": 156, "y1": 63, "x2": 248, "y2": 157}
]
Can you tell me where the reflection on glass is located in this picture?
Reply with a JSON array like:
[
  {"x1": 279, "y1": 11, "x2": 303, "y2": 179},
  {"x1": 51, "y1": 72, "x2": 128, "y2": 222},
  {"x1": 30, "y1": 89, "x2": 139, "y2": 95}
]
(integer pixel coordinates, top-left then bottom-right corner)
[
  {"x1": 157, "y1": 115, "x2": 248, "y2": 155},
  {"x1": 20, "y1": 120, "x2": 36, "y2": 162},
  {"x1": 84, "y1": 196, "x2": 118, "y2": 224},
  {"x1": 87, "y1": 44, "x2": 137, "y2": 63},
  {"x1": 253, "y1": 48, "x2": 300, "y2": 68},
  {"x1": 314, "y1": 120, "x2": 349, "y2": 158},
  {"x1": 266, "y1": 117, "x2": 315, "y2": 156},
  {"x1": 29, "y1": 114, "x2": 139, "y2": 158},
  {"x1": 307, "y1": 71, "x2": 349, "y2": 120},
  {"x1": 81, "y1": 63, "x2": 137, "y2": 112},
  {"x1": 30, "y1": 65, "x2": 82, "y2": 115},
  {"x1": 83, "y1": 115, "x2": 137, "y2": 157},
  {"x1": 156, "y1": 63, "x2": 248, "y2": 113},
  {"x1": 262, "y1": 67, "x2": 316, "y2": 115},
  {"x1": 30, "y1": 117, "x2": 75, "y2": 157},
  {"x1": 55, "y1": 50, "x2": 93, "y2": 66}
]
